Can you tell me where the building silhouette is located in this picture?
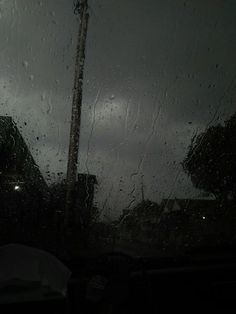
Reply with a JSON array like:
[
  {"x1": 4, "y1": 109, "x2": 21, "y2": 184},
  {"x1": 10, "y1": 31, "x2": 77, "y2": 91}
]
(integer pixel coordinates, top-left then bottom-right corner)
[{"x1": 0, "y1": 116, "x2": 49, "y2": 242}]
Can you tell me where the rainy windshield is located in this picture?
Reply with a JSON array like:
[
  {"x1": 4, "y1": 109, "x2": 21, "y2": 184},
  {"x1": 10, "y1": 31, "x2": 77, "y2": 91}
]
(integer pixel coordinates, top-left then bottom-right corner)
[{"x1": 0, "y1": 0, "x2": 236, "y2": 260}]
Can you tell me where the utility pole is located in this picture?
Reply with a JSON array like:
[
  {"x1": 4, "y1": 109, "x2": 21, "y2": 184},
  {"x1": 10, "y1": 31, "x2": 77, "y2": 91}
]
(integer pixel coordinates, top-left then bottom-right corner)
[{"x1": 64, "y1": 0, "x2": 89, "y2": 227}]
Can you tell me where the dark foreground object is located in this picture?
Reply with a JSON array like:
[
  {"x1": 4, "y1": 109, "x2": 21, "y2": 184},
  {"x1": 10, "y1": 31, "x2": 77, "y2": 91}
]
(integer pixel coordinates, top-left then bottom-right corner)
[
  {"x1": 3, "y1": 250, "x2": 236, "y2": 313},
  {"x1": 67, "y1": 250, "x2": 236, "y2": 313}
]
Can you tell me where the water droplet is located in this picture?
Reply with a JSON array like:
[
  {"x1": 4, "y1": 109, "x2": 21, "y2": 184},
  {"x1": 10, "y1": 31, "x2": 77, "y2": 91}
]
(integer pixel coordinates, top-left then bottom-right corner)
[
  {"x1": 41, "y1": 93, "x2": 46, "y2": 101},
  {"x1": 46, "y1": 101, "x2": 52, "y2": 114},
  {"x1": 109, "y1": 95, "x2": 115, "y2": 100},
  {"x1": 22, "y1": 60, "x2": 29, "y2": 69}
]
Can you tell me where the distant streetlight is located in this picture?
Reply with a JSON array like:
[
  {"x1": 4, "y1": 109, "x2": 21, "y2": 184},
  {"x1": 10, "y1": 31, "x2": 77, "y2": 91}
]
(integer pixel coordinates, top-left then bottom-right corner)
[{"x1": 14, "y1": 185, "x2": 21, "y2": 191}]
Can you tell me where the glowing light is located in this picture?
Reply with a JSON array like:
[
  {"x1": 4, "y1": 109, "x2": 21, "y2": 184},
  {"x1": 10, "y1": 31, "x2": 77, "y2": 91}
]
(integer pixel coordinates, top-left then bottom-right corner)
[
  {"x1": 202, "y1": 216, "x2": 206, "y2": 220},
  {"x1": 14, "y1": 185, "x2": 21, "y2": 191}
]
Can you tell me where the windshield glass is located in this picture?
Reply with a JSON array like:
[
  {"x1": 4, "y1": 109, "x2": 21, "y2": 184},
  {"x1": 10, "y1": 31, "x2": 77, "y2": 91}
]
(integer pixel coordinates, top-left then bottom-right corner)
[{"x1": 0, "y1": 0, "x2": 236, "y2": 259}]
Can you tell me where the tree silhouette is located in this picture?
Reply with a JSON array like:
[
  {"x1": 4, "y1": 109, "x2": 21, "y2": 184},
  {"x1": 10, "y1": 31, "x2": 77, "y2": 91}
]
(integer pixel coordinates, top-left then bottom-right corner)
[{"x1": 183, "y1": 113, "x2": 236, "y2": 203}]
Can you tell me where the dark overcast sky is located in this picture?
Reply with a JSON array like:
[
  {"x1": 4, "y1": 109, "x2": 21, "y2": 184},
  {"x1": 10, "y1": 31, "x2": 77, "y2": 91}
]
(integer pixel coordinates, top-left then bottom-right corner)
[{"x1": 0, "y1": 0, "x2": 236, "y2": 218}]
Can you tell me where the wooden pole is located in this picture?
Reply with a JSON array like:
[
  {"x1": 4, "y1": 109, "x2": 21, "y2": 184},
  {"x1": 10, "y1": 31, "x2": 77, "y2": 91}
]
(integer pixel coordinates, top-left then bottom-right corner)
[{"x1": 65, "y1": 0, "x2": 89, "y2": 227}]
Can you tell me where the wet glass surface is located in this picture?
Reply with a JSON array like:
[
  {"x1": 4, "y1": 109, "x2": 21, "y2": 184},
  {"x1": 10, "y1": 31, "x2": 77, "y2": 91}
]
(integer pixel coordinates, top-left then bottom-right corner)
[{"x1": 0, "y1": 0, "x2": 236, "y2": 259}]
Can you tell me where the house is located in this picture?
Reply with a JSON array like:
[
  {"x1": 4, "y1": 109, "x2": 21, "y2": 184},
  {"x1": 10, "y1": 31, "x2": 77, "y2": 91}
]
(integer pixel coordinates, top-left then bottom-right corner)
[
  {"x1": 160, "y1": 198, "x2": 216, "y2": 215},
  {"x1": 158, "y1": 198, "x2": 236, "y2": 250},
  {"x1": 118, "y1": 197, "x2": 236, "y2": 251},
  {"x1": 118, "y1": 200, "x2": 162, "y2": 243},
  {"x1": 0, "y1": 116, "x2": 48, "y2": 194},
  {"x1": 0, "y1": 116, "x2": 49, "y2": 239}
]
